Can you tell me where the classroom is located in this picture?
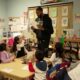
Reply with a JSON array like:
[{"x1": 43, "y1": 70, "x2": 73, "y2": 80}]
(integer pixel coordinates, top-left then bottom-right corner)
[{"x1": 0, "y1": 0, "x2": 80, "y2": 80}]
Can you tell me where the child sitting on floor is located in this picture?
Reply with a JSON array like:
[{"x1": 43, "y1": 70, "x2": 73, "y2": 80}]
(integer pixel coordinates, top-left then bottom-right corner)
[
  {"x1": 48, "y1": 42, "x2": 70, "y2": 67},
  {"x1": 28, "y1": 50, "x2": 48, "y2": 80},
  {"x1": 46, "y1": 42, "x2": 71, "y2": 80}
]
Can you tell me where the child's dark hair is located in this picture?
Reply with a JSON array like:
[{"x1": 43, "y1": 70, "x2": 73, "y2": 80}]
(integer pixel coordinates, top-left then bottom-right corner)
[
  {"x1": 12, "y1": 36, "x2": 19, "y2": 52},
  {"x1": 55, "y1": 42, "x2": 64, "y2": 58},
  {"x1": 35, "y1": 50, "x2": 44, "y2": 61},
  {"x1": 0, "y1": 43, "x2": 6, "y2": 51}
]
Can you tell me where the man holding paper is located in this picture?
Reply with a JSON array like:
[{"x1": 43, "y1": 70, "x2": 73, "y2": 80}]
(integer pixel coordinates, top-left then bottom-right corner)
[{"x1": 31, "y1": 6, "x2": 54, "y2": 57}]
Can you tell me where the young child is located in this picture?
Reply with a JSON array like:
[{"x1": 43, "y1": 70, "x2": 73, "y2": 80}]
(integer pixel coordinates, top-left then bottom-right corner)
[
  {"x1": 12, "y1": 36, "x2": 27, "y2": 58},
  {"x1": 46, "y1": 42, "x2": 71, "y2": 80},
  {"x1": 48, "y1": 42, "x2": 64, "y2": 66},
  {"x1": 0, "y1": 43, "x2": 15, "y2": 63},
  {"x1": 28, "y1": 50, "x2": 47, "y2": 80}
]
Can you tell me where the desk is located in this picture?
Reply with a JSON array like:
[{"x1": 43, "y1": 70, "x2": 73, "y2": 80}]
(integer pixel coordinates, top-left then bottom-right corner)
[{"x1": 0, "y1": 59, "x2": 34, "y2": 80}]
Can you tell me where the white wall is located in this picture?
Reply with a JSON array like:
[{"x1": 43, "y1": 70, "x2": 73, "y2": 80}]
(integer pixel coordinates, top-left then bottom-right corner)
[
  {"x1": 68, "y1": 0, "x2": 80, "y2": 30},
  {"x1": 7, "y1": 0, "x2": 41, "y2": 17},
  {"x1": 0, "y1": 0, "x2": 6, "y2": 18},
  {"x1": 73, "y1": 0, "x2": 80, "y2": 30},
  {"x1": 0, "y1": 0, "x2": 7, "y2": 37}
]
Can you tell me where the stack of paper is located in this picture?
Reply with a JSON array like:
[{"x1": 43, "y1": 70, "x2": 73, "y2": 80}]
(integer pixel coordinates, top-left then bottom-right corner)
[{"x1": 68, "y1": 63, "x2": 80, "y2": 80}]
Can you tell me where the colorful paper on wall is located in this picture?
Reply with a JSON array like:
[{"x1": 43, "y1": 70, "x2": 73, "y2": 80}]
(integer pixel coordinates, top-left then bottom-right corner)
[
  {"x1": 62, "y1": 17, "x2": 68, "y2": 27},
  {"x1": 62, "y1": 6, "x2": 68, "y2": 16},
  {"x1": 49, "y1": 7, "x2": 57, "y2": 17}
]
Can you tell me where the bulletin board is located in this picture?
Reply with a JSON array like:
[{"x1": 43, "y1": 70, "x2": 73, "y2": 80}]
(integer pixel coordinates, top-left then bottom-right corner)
[
  {"x1": 28, "y1": 2, "x2": 73, "y2": 39},
  {"x1": 48, "y1": 2, "x2": 73, "y2": 38}
]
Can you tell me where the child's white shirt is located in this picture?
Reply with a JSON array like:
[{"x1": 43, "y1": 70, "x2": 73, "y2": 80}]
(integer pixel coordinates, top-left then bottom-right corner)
[
  {"x1": 33, "y1": 62, "x2": 47, "y2": 80},
  {"x1": 49, "y1": 53, "x2": 62, "y2": 66}
]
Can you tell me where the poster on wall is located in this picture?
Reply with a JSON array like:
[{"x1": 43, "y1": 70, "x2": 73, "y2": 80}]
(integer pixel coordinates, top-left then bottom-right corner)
[
  {"x1": 62, "y1": 17, "x2": 68, "y2": 27},
  {"x1": 28, "y1": 10, "x2": 36, "y2": 19},
  {"x1": 62, "y1": 6, "x2": 68, "y2": 16},
  {"x1": 9, "y1": 16, "x2": 27, "y2": 32},
  {"x1": 49, "y1": 7, "x2": 57, "y2": 17},
  {"x1": 43, "y1": 7, "x2": 48, "y2": 14},
  {"x1": 52, "y1": 18, "x2": 57, "y2": 27}
]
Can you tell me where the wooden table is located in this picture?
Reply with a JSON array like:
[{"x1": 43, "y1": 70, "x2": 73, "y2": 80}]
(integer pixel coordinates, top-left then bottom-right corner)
[
  {"x1": 0, "y1": 59, "x2": 34, "y2": 80},
  {"x1": 65, "y1": 38, "x2": 80, "y2": 43}
]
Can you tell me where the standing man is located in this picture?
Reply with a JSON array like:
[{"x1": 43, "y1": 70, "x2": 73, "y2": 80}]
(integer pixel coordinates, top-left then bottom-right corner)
[{"x1": 31, "y1": 6, "x2": 54, "y2": 57}]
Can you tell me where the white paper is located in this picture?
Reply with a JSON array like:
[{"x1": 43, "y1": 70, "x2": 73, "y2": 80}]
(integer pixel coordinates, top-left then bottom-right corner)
[
  {"x1": 22, "y1": 65, "x2": 29, "y2": 71},
  {"x1": 29, "y1": 20, "x2": 38, "y2": 29},
  {"x1": 68, "y1": 63, "x2": 80, "y2": 80},
  {"x1": 1, "y1": 68, "x2": 13, "y2": 73}
]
